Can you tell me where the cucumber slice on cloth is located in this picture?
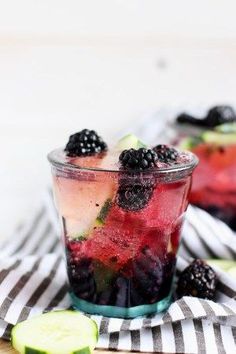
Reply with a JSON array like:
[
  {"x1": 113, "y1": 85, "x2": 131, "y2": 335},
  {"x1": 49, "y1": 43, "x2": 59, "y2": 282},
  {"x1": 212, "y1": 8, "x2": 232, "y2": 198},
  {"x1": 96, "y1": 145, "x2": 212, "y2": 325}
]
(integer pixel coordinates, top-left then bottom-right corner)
[
  {"x1": 227, "y1": 267, "x2": 236, "y2": 276},
  {"x1": 206, "y1": 259, "x2": 236, "y2": 273},
  {"x1": 11, "y1": 310, "x2": 98, "y2": 354}
]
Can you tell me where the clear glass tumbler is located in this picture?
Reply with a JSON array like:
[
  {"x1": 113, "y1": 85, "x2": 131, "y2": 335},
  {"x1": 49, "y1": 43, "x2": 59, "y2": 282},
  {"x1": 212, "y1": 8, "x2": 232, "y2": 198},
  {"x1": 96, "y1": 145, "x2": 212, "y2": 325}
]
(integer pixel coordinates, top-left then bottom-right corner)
[{"x1": 48, "y1": 148, "x2": 198, "y2": 318}]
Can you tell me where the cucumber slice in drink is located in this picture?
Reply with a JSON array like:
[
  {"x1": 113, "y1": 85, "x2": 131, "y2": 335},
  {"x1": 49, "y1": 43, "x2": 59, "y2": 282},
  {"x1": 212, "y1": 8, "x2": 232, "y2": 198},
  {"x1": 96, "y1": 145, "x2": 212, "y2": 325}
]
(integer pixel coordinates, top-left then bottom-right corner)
[
  {"x1": 95, "y1": 198, "x2": 112, "y2": 226},
  {"x1": 201, "y1": 131, "x2": 236, "y2": 145},
  {"x1": 11, "y1": 310, "x2": 98, "y2": 354},
  {"x1": 215, "y1": 122, "x2": 236, "y2": 134},
  {"x1": 66, "y1": 198, "x2": 113, "y2": 239},
  {"x1": 115, "y1": 134, "x2": 147, "y2": 150},
  {"x1": 179, "y1": 136, "x2": 204, "y2": 150}
]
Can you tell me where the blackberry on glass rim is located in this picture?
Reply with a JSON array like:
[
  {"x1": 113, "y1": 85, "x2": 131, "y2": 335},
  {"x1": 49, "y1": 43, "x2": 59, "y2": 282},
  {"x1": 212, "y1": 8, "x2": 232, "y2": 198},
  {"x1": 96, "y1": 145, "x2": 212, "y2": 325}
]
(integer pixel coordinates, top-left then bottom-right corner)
[
  {"x1": 153, "y1": 144, "x2": 178, "y2": 163},
  {"x1": 65, "y1": 129, "x2": 107, "y2": 157}
]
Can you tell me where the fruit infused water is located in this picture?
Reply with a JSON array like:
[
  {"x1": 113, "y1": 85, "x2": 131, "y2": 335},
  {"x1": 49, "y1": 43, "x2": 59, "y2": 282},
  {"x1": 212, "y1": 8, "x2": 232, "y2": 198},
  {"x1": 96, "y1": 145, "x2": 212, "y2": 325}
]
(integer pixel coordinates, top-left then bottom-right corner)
[
  {"x1": 48, "y1": 130, "x2": 198, "y2": 318},
  {"x1": 179, "y1": 117, "x2": 236, "y2": 230}
]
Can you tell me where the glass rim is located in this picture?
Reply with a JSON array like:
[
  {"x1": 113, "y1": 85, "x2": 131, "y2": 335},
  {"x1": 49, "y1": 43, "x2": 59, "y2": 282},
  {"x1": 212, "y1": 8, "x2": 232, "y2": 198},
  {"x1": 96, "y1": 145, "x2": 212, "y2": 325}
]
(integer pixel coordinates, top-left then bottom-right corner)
[{"x1": 47, "y1": 147, "x2": 199, "y2": 175}]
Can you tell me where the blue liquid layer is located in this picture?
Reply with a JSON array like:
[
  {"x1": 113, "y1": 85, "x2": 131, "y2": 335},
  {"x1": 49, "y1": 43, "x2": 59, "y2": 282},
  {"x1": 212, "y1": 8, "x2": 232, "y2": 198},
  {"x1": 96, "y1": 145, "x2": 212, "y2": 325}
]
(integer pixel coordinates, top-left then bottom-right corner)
[{"x1": 70, "y1": 292, "x2": 172, "y2": 318}]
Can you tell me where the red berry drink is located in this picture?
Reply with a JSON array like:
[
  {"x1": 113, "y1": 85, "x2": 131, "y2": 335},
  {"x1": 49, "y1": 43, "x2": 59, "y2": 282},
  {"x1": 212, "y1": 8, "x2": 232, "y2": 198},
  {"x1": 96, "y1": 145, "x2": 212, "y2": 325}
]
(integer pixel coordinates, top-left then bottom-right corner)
[
  {"x1": 189, "y1": 142, "x2": 236, "y2": 230},
  {"x1": 176, "y1": 105, "x2": 236, "y2": 230},
  {"x1": 48, "y1": 131, "x2": 197, "y2": 318}
]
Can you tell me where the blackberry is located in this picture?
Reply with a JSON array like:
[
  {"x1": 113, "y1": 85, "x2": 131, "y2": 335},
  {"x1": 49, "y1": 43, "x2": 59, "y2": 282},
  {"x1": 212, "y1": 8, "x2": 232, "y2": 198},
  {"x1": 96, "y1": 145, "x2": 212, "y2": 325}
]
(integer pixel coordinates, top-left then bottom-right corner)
[
  {"x1": 67, "y1": 257, "x2": 96, "y2": 301},
  {"x1": 205, "y1": 105, "x2": 236, "y2": 127},
  {"x1": 116, "y1": 176, "x2": 154, "y2": 211},
  {"x1": 132, "y1": 247, "x2": 164, "y2": 303},
  {"x1": 177, "y1": 259, "x2": 217, "y2": 300},
  {"x1": 114, "y1": 277, "x2": 130, "y2": 307},
  {"x1": 177, "y1": 113, "x2": 204, "y2": 126},
  {"x1": 153, "y1": 144, "x2": 178, "y2": 163},
  {"x1": 159, "y1": 253, "x2": 176, "y2": 299},
  {"x1": 117, "y1": 148, "x2": 157, "y2": 211},
  {"x1": 119, "y1": 148, "x2": 158, "y2": 171},
  {"x1": 96, "y1": 288, "x2": 115, "y2": 306},
  {"x1": 129, "y1": 281, "x2": 145, "y2": 306},
  {"x1": 177, "y1": 105, "x2": 236, "y2": 128},
  {"x1": 65, "y1": 129, "x2": 107, "y2": 157}
]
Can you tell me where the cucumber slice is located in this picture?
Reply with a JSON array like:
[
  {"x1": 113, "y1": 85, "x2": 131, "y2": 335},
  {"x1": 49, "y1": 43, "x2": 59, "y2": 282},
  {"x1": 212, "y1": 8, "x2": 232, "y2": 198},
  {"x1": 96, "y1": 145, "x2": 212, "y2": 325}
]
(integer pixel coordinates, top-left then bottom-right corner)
[
  {"x1": 95, "y1": 198, "x2": 112, "y2": 225},
  {"x1": 179, "y1": 136, "x2": 203, "y2": 150},
  {"x1": 215, "y1": 122, "x2": 236, "y2": 134},
  {"x1": 72, "y1": 235, "x2": 87, "y2": 242},
  {"x1": 115, "y1": 134, "x2": 147, "y2": 150},
  {"x1": 11, "y1": 310, "x2": 98, "y2": 354},
  {"x1": 201, "y1": 131, "x2": 236, "y2": 145},
  {"x1": 227, "y1": 267, "x2": 236, "y2": 277},
  {"x1": 206, "y1": 259, "x2": 236, "y2": 272},
  {"x1": 67, "y1": 199, "x2": 113, "y2": 239}
]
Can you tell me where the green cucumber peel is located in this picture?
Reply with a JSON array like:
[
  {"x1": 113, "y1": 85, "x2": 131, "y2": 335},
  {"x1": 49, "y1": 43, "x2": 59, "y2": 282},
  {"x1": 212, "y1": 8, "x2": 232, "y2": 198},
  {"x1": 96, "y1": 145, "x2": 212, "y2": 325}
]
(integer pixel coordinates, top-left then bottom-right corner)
[
  {"x1": 179, "y1": 136, "x2": 204, "y2": 150},
  {"x1": 96, "y1": 199, "x2": 112, "y2": 225},
  {"x1": 73, "y1": 348, "x2": 91, "y2": 354},
  {"x1": 25, "y1": 348, "x2": 47, "y2": 354},
  {"x1": 25, "y1": 346, "x2": 92, "y2": 354},
  {"x1": 72, "y1": 235, "x2": 87, "y2": 242}
]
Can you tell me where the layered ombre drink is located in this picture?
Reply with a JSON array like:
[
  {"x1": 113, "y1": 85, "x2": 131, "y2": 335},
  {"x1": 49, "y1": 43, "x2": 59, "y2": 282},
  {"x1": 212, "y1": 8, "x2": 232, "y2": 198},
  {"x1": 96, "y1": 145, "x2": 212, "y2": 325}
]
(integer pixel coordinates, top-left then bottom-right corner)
[{"x1": 48, "y1": 130, "x2": 198, "y2": 318}]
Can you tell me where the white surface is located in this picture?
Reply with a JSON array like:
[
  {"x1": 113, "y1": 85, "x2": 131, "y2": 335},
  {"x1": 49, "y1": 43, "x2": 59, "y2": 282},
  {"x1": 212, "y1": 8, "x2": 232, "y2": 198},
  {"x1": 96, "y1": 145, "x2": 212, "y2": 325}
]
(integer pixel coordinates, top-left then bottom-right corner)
[
  {"x1": 1, "y1": 0, "x2": 236, "y2": 39},
  {"x1": 1, "y1": 1, "x2": 236, "y2": 240}
]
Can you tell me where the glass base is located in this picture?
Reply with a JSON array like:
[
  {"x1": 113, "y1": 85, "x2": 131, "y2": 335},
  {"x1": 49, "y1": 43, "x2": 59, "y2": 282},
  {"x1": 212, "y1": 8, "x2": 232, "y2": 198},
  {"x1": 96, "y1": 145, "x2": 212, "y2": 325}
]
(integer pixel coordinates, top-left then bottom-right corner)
[{"x1": 70, "y1": 292, "x2": 172, "y2": 318}]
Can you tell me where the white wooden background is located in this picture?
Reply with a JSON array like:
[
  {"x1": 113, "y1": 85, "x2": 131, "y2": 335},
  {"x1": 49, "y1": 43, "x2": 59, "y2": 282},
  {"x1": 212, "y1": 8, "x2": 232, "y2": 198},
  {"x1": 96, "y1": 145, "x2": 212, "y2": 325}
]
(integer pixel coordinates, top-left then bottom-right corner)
[{"x1": 1, "y1": 0, "x2": 236, "y2": 240}]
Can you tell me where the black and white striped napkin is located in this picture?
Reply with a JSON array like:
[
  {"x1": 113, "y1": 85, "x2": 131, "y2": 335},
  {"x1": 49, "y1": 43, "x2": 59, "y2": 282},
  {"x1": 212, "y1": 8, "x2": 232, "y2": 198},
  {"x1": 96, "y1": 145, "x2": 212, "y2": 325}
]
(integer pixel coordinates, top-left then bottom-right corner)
[{"x1": 0, "y1": 189, "x2": 236, "y2": 354}]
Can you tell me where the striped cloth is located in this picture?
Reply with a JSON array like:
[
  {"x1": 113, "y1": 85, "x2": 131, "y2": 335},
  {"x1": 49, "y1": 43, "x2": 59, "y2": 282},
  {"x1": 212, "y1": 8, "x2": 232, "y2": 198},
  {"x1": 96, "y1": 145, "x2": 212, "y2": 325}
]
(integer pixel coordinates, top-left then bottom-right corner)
[{"x1": 0, "y1": 189, "x2": 236, "y2": 354}]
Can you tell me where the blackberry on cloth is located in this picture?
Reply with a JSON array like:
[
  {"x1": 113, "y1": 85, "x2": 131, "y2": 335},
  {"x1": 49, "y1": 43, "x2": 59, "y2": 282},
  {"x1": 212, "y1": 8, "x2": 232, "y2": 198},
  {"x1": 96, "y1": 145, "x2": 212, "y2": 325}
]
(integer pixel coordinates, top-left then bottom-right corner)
[
  {"x1": 177, "y1": 259, "x2": 217, "y2": 300},
  {"x1": 65, "y1": 129, "x2": 107, "y2": 157}
]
